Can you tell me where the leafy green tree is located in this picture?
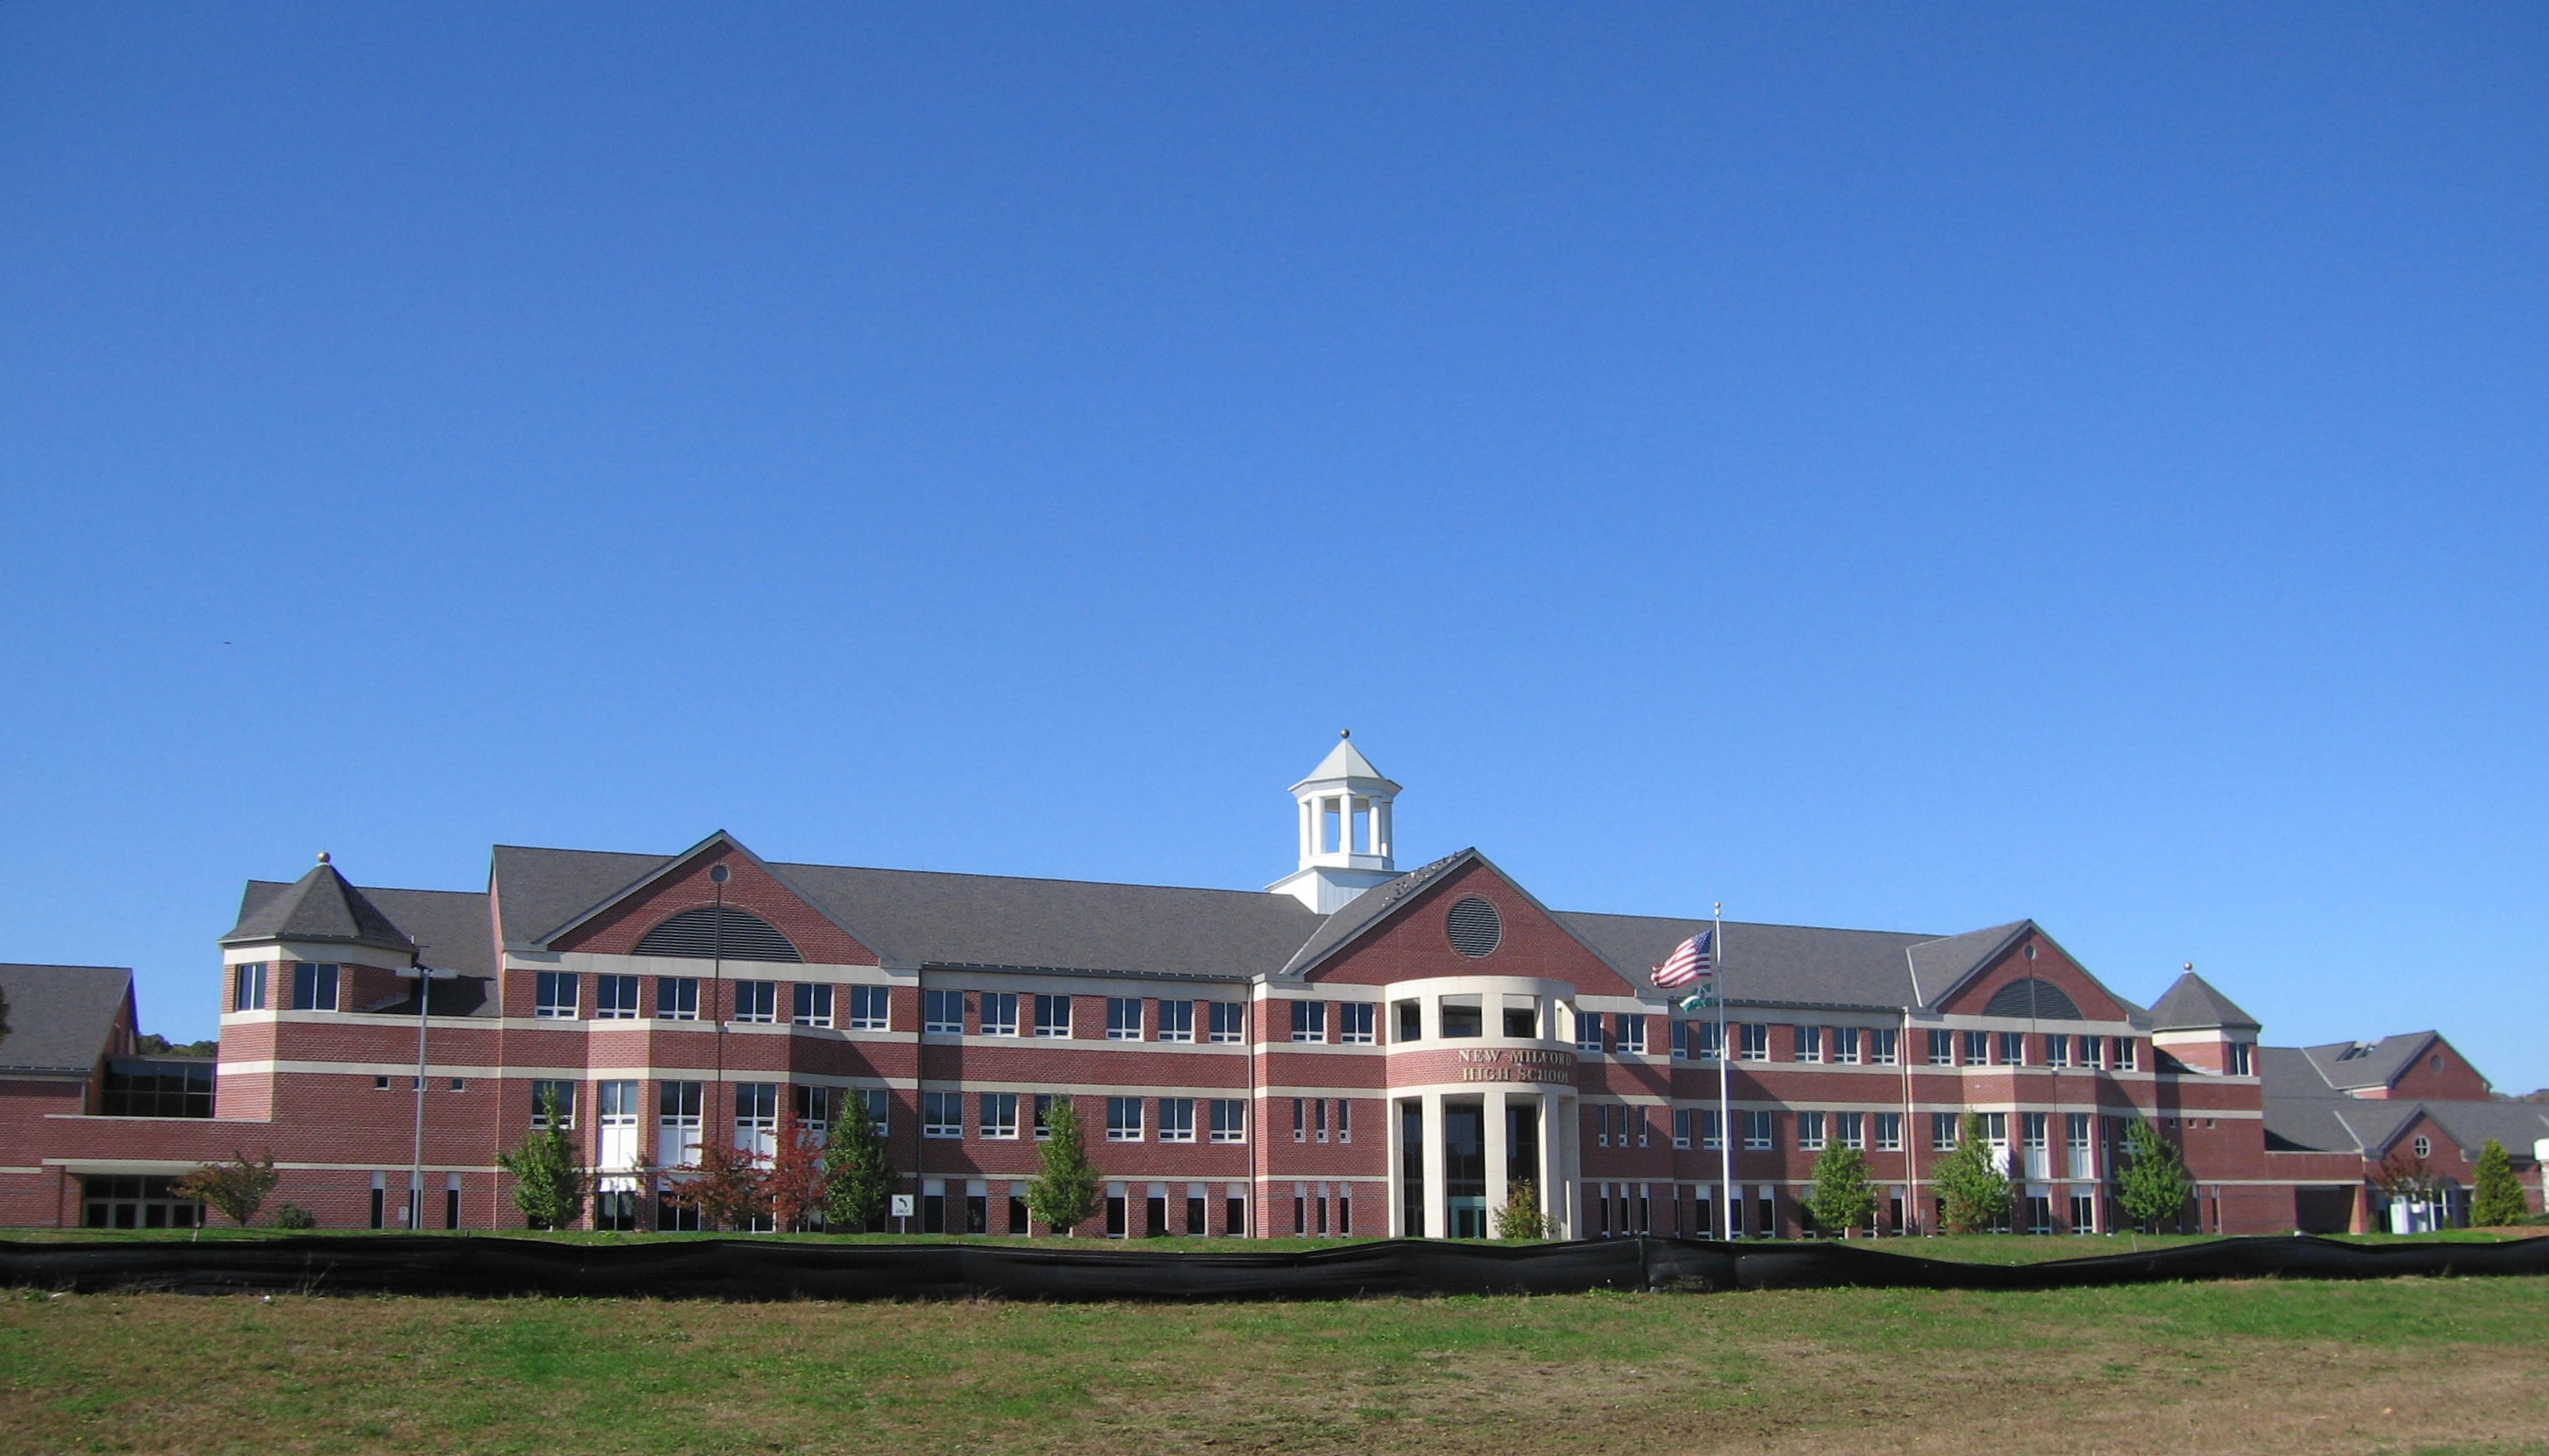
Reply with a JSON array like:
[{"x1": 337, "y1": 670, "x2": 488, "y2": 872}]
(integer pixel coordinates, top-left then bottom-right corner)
[
  {"x1": 1806, "y1": 1142, "x2": 1878, "y2": 1236},
  {"x1": 821, "y1": 1098, "x2": 898, "y2": 1233},
  {"x1": 2116, "y1": 1118, "x2": 2194, "y2": 1233},
  {"x1": 172, "y1": 1148, "x2": 280, "y2": 1231},
  {"x1": 496, "y1": 1088, "x2": 587, "y2": 1230},
  {"x1": 1025, "y1": 1097, "x2": 1101, "y2": 1236},
  {"x1": 1933, "y1": 1112, "x2": 2012, "y2": 1234},
  {"x1": 1493, "y1": 1178, "x2": 1549, "y2": 1240},
  {"x1": 2470, "y1": 1139, "x2": 2527, "y2": 1226}
]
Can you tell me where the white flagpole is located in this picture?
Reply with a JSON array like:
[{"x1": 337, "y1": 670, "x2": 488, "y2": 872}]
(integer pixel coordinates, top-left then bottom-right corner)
[{"x1": 1716, "y1": 902, "x2": 1732, "y2": 1240}]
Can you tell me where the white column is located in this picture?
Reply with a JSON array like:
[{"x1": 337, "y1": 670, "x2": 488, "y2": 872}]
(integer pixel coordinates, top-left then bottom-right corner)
[
  {"x1": 1542, "y1": 1094, "x2": 1569, "y2": 1237},
  {"x1": 1299, "y1": 799, "x2": 1314, "y2": 864},
  {"x1": 1484, "y1": 1090, "x2": 1510, "y2": 1232},
  {"x1": 1421, "y1": 1092, "x2": 1449, "y2": 1238},
  {"x1": 1376, "y1": 799, "x2": 1392, "y2": 861}
]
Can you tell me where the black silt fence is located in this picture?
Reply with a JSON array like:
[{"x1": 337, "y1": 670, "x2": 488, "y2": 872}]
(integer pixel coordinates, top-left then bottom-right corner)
[{"x1": 0, "y1": 1234, "x2": 2540, "y2": 1302}]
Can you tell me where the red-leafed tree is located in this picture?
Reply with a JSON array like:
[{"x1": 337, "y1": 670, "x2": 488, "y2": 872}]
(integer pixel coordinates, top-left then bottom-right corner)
[
  {"x1": 763, "y1": 1111, "x2": 827, "y2": 1233},
  {"x1": 669, "y1": 1138, "x2": 768, "y2": 1232}
]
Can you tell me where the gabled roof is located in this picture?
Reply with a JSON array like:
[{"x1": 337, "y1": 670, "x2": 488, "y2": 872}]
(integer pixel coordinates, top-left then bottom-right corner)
[
  {"x1": 220, "y1": 857, "x2": 417, "y2": 955},
  {"x1": 2301, "y1": 1032, "x2": 2438, "y2": 1091},
  {"x1": 1904, "y1": 921, "x2": 2030, "y2": 1006},
  {"x1": 2147, "y1": 970, "x2": 2260, "y2": 1032},
  {"x1": 2422, "y1": 1103, "x2": 2549, "y2": 1161},
  {"x1": 2258, "y1": 1044, "x2": 2546, "y2": 1163},
  {"x1": 1275, "y1": 849, "x2": 1473, "y2": 978},
  {"x1": 0, "y1": 963, "x2": 132, "y2": 1076},
  {"x1": 1558, "y1": 913, "x2": 1936, "y2": 1010}
]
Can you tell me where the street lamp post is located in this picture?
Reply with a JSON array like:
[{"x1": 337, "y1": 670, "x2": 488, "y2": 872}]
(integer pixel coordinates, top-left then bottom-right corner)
[{"x1": 395, "y1": 960, "x2": 459, "y2": 1230}]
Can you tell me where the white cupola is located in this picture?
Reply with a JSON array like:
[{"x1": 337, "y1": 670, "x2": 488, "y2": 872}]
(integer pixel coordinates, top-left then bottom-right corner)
[{"x1": 1267, "y1": 731, "x2": 1403, "y2": 913}]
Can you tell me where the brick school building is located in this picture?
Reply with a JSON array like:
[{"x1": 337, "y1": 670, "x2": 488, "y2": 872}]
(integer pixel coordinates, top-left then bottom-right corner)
[{"x1": 3, "y1": 738, "x2": 2539, "y2": 1235}]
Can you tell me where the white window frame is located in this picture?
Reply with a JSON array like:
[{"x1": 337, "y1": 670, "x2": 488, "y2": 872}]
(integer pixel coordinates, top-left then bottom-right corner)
[
  {"x1": 1207, "y1": 1001, "x2": 1244, "y2": 1044},
  {"x1": 923, "y1": 989, "x2": 964, "y2": 1035},
  {"x1": 657, "y1": 977, "x2": 700, "y2": 1020},
  {"x1": 792, "y1": 982, "x2": 834, "y2": 1028},
  {"x1": 1107, "y1": 998, "x2": 1143, "y2": 1041},
  {"x1": 979, "y1": 991, "x2": 1019, "y2": 1036},
  {"x1": 846, "y1": 984, "x2": 890, "y2": 1030},
  {"x1": 1107, "y1": 1097, "x2": 1143, "y2": 1142},
  {"x1": 1209, "y1": 1099, "x2": 1247, "y2": 1144},
  {"x1": 1874, "y1": 1112, "x2": 1902, "y2": 1151},
  {"x1": 1794, "y1": 1026, "x2": 1822, "y2": 1063},
  {"x1": 1290, "y1": 1000, "x2": 1326, "y2": 1043},
  {"x1": 922, "y1": 1090, "x2": 963, "y2": 1140},
  {"x1": 1157, "y1": 999, "x2": 1195, "y2": 1043},
  {"x1": 1833, "y1": 1026, "x2": 1861, "y2": 1064},
  {"x1": 979, "y1": 1091, "x2": 1019, "y2": 1140},
  {"x1": 1035, "y1": 995, "x2": 1072, "y2": 1038},
  {"x1": 1337, "y1": 1003, "x2": 1376, "y2": 1045},
  {"x1": 1798, "y1": 1111, "x2": 1826, "y2": 1150},
  {"x1": 533, "y1": 971, "x2": 577, "y2": 1019},
  {"x1": 595, "y1": 974, "x2": 640, "y2": 1020},
  {"x1": 1743, "y1": 1110, "x2": 1774, "y2": 1150},
  {"x1": 1158, "y1": 1097, "x2": 1197, "y2": 1143},
  {"x1": 1619, "y1": 1014, "x2": 1646, "y2": 1055},
  {"x1": 1870, "y1": 1027, "x2": 1899, "y2": 1065},
  {"x1": 732, "y1": 979, "x2": 777, "y2": 1024},
  {"x1": 530, "y1": 1079, "x2": 576, "y2": 1128},
  {"x1": 1739, "y1": 1024, "x2": 1769, "y2": 1062}
]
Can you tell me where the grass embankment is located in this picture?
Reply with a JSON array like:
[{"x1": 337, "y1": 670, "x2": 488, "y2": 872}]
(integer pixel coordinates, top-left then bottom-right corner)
[{"x1": 4, "y1": 1277, "x2": 2546, "y2": 1454}]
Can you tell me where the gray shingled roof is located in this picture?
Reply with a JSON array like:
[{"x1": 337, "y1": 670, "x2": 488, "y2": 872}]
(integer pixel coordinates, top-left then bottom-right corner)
[
  {"x1": 2258, "y1": 1044, "x2": 2545, "y2": 1163},
  {"x1": 1558, "y1": 912, "x2": 1937, "y2": 1009},
  {"x1": 221, "y1": 860, "x2": 417, "y2": 955},
  {"x1": 2147, "y1": 970, "x2": 2261, "y2": 1031},
  {"x1": 1275, "y1": 849, "x2": 1475, "y2": 978},
  {"x1": 0, "y1": 964, "x2": 132, "y2": 1076},
  {"x1": 1903, "y1": 921, "x2": 2029, "y2": 1007},
  {"x1": 2424, "y1": 1103, "x2": 2549, "y2": 1161},
  {"x1": 491, "y1": 844, "x2": 671, "y2": 948},
  {"x1": 2302, "y1": 1032, "x2": 2438, "y2": 1092}
]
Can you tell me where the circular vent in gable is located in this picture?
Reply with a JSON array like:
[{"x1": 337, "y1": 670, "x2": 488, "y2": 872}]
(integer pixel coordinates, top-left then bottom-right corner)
[{"x1": 1445, "y1": 896, "x2": 1503, "y2": 959}]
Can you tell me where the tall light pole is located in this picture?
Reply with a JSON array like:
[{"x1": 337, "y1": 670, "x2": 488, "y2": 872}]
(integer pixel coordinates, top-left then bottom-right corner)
[{"x1": 396, "y1": 957, "x2": 457, "y2": 1230}]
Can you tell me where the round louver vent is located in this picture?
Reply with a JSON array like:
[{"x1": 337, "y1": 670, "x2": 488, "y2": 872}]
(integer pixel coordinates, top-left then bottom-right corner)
[{"x1": 1445, "y1": 896, "x2": 1503, "y2": 958}]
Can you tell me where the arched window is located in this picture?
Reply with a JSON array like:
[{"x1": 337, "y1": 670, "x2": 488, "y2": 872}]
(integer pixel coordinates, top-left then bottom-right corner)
[
  {"x1": 633, "y1": 906, "x2": 802, "y2": 962},
  {"x1": 1980, "y1": 977, "x2": 2083, "y2": 1021}
]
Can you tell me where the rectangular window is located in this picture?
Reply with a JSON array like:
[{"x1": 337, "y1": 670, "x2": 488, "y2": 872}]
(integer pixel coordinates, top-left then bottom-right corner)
[
  {"x1": 1963, "y1": 1030, "x2": 1990, "y2": 1064},
  {"x1": 1314, "y1": 1098, "x2": 1328, "y2": 1142},
  {"x1": 1670, "y1": 1020, "x2": 1689, "y2": 1060},
  {"x1": 1742, "y1": 1111, "x2": 1775, "y2": 1150},
  {"x1": 1292, "y1": 1097, "x2": 1307, "y2": 1143},
  {"x1": 1207, "y1": 1001, "x2": 1245, "y2": 1043},
  {"x1": 1033, "y1": 1093, "x2": 1057, "y2": 1140},
  {"x1": 1794, "y1": 1026, "x2": 1822, "y2": 1062},
  {"x1": 1441, "y1": 1000, "x2": 1484, "y2": 1038},
  {"x1": 793, "y1": 1084, "x2": 833, "y2": 1136},
  {"x1": 2115, "y1": 1037, "x2": 2137, "y2": 1070},
  {"x1": 1672, "y1": 1108, "x2": 1693, "y2": 1149},
  {"x1": 100, "y1": 1060, "x2": 213, "y2": 1118},
  {"x1": 530, "y1": 1079, "x2": 576, "y2": 1128},
  {"x1": 1290, "y1": 1000, "x2": 1326, "y2": 1043},
  {"x1": 1577, "y1": 1011, "x2": 1606, "y2": 1053},
  {"x1": 533, "y1": 971, "x2": 577, "y2": 1019},
  {"x1": 1738, "y1": 1023, "x2": 1769, "y2": 1061},
  {"x1": 1798, "y1": 1111, "x2": 1826, "y2": 1150},
  {"x1": 1836, "y1": 1112, "x2": 1865, "y2": 1149},
  {"x1": 659, "y1": 1080, "x2": 702, "y2": 1166},
  {"x1": 2229, "y1": 1042, "x2": 2254, "y2": 1076},
  {"x1": 1694, "y1": 1020, "x2": 1724, "y2": 1059},
  {"x1": 1873, "y1": 1112, "x2": 1902, "y2": 1151},
  {"x1": 846, "y1": 984, "x2": 890, "y2": 1030},
  {"x1": 597, "y1": 1080, "x2": 641, "y2": 1169},
  {"x1": 2079, "y1": 1035, "x2": 2104, "y2": 1069},
  {"x1": 1927, "y1": 1028, "x2": 1955, "y2": 1065},
  {"x1": 2066, "y1": 1112, "x2": 2092, "y2": 1151},
  {"x1": 1931, "y1": 1112, "x2": 1961, "y2": 1149},
  {"x1": 793, "y1": 983, "x2": 836, "y2": 1028},
  {"x1": 1107, "y1": 1097, "x2": 1143, "y2": 1142},
  {"x1": 1034, "y1": 994, "x2": 1072, "y2": 1038},
  {"x1": 1701, "y1": 1108, "x2": 1723, "y2": 1150},
  {"x1": 734, "y1": 1082, "x2": 778, "y2": 1156},
  {"x1": 924, "y1": 989, "x2": 964, "y2": 1034},
  {"x1": 1999, "y1": 1032, "x2": 2026, "y2": 1066},
  {"x1": 1617, "y1": 1014, "x2": 1646, "y2": 1055},
  {"x1": 1395, "y1": 999, "x2": 1422, "y2": 1042},
  {"x1": 922, "y1": 1090, "x2": 963, "y2": 1139},
  {"x1": 287, "y1": 962, "x2": 339, "y2": 1012},
  {"x1": 730, "y1": 980, "x2": 775, "y2": 1023},
  {"x1": 1870, "y1": 1027, "x2": 1899, "y2": 1065},
  {"x1": 858, "y1": 1088, "x2": 889, "y2": 1135},
  {"x1": 1158, "y1": 1097, "x2": 1196, "y2": 1143},
  {"x1": 1335, "y1": 1098, "x2": 1352, "y2": 1143},
  {"x1": 231, "y1": 962, "x2": 266, "y2": 1012},
  {"x1": 1337, "y1": 1003, "x2": 1376, "y2": 1045},
  {"x1": 1210, "y1": 1098, "x2": 1247, "y2": 1143},
  {"x1": 1107, "y1": 998, "x2": 1143, "y2": 1041},
  {"x1": 1833, "y1": 1026, "x2": 1861, "y2": 1064},
  {"x1": 1157, "y1": 999, "x2": 1195, "y2": 1042},
  {"x1": 979, "y1": 991, "x2": 1019, "y2": 1036},
  {"x1": 2045, "y1": 1033, "x2": 2069, "y2": 1067},
  {"x1": 657, "y1": 977, "x2": 700, "y2": 1019},
  {"x1": 594, "y1": 974, "x2": 639, "y2": 1019},
  {"x1": 979, "y1": 1091, "x2": 1019, "y2": 1140}
]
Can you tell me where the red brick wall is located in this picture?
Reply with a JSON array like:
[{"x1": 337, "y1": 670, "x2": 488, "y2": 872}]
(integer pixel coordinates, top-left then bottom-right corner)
[{"x1": 1307, "y1": 860, "x2": 1633, "y2": 994}]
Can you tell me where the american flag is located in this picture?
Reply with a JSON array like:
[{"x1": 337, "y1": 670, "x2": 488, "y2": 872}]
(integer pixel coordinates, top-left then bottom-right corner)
[{"x1": 1652, "y1": 931, "x2": 1712, "y2": 988}]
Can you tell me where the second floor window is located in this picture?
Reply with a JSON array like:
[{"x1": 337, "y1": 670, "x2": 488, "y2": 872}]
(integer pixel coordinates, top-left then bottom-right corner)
[
  {"x1": 657, "y1": 977, "x2": 700, "y2": 1019},
  {"x1": 1337, "y1": 1003, "x2": 1376, "y2": 1045},
  {"x1": 1999, "y1": 1032, "x2": 2026, "y2": 1066},
  {"x1": 1157, "y1": 999, "x2": 1195, "y2": 1042},
  {"x1": 924, "y1": 990, "x2": 965, "y2": 1034},
  {"x1": 1963, "y1": 1031, "x2": 1990, "y2": 1065},
  {"x1": 1616, "y1": 1014, "x2": 1645, "y2": 1055},
  {"x1": 1738, "y1": 1023, "x2": 1769, "y2": 1061},
  {"x1": 1797, "y1": 1111, "x2": 1827, "y2": 1150},
  {"x1": 922, "y1": 1091, "x2": 962, "y2": 1139},
  {"x1": 1931, "y1": 1112, "x2": 1961, "y2": 1149},
  {"x1": 1158, "y1": 1097, "x2": 1196, "y2": 1143},
  {"x1": 1107, "y1": 998, "x2": 1143, "y2": 1041},
  {"x1": 1833, "y1": 1027, "x2": 1861, "y2": 1064},
  {"x1": 1577, "y1": 1012, "x2": 1606, "y2": 1053},
  {"x1": 1106, "y1": 1097, "x2": 1143, "y2": 1142},
  {"x1": 1207, "y1": 1002, "x2": 1245, "y2": 1043},
  {"x1": 2045, "y1": 1033, "x2": 2070, "y2": 1067},
  {"x1": 793, "y1": 983, "x2": 834, "y2": 1027},
  {"x1": 980, "y1": 991, "x2": 1019, "y2": 1035},
  {"x1": 1209, "y1": 1098, "x2": 1246, "y2": 1143},
  {"x1": 231, "y1": 962, "x2": 266, "y2": 1012},
  {"x1": 1672, "y1": 1108, "x2": 1693, "y2": 1148},
  {"x1": 1927, "y1": 1028, "x2": 1955, "y2": 1065},
  {"x1": 1291, "y1": 1000, "x2": 1326, "y2": 1043},
  {"x1": 1034, "y1": 995, "x2": 1072, "y2": 1038},
  {"x1": 1873, "y1": 1112, "x2": 1902, "y2": 1151},
  {"x1": 1794, "y1": 1026, "x2": 1822, "y2": 1062},
  {"x1": 595, "y1": 974, "x2": 640, "y2": 1019},
  {"x1": 979, "y1": 1092, "x2": 1019, "y2": 1140},
  {"x1": 289, "y1": 962, "x2": 338, "y2": 1012},
  {"x1": 530, "y1": 1079, "x2": 575, "y2": 1128},
  {"x1": 2229, "y1": 1042, "x2": 2254, "y2": 1076},
  {"x1": 1742, "y1": 1111, "x2": 1774, "y2": 1150},
  {"x1": 846, "y1": 984, "x2": 889, "y2": 1029},
  {"x1": 1836, "y1": 1112, "x2": 1865, "y2": 1149},
  {"x1": 732, "y1": 980, "x2": 777, "y2": 1023},
  {"x1": 1869, "y1": 1027, "x2": 1900, "y2": 1065},
  {"x1": 533, "y1": 971, "x2": 577, "y2": 1019}
]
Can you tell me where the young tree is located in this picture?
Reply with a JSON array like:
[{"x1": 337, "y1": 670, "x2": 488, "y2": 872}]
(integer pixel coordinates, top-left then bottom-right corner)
[
  {"x1": 671, "y1": 1138, "x2": 770, "y2": 1232},
  {"x1": 764, "y1": 1110, "x2": 827, "y2": 1233},
  {"x1": 820, "y1": 1097, "x2": 897, "y2": 1233},
  {"x1": 1806, "y1": 1142, "x2": 1879, "y2": 1236},
  {"x1": 2115, "y1": 1118, "x2": 2194, "y2": 1234},
  {"x1": 1493, "y1": 1178, "x2": 1548, "y2": 1240},
  {"x1": 1025, "y1": 1097, "x2": 1101, "y2": 1236},
  {"x1": 1933, "y1": 1112, "x2": 2012, "y2": 1235},
  {"x1": 172, "y1": 1149, "x2": 281, "y2": 1232},
  {"x1": 495, "y1": 1089, "x2": 587, "y2": 1230},
  {"x1": 2469, "y1": 1139, "x2": 2527, "y2": 1227}
]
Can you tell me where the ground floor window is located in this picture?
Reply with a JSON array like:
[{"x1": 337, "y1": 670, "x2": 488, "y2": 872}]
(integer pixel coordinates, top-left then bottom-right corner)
[{"x1": 81, "y1": 1175, "x2": 200, "y2": 1230}]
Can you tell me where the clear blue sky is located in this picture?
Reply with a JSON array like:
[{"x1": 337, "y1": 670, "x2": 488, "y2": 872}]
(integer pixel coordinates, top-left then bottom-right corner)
[{"x1": 3, "y1": 6, "x2": 2543, "y2": 1088}]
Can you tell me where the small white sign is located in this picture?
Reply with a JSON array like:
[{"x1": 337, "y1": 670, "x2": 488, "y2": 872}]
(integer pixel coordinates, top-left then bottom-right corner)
[{"x1": 890, "y1": 1194, "x2": 915, "y2": 1218}]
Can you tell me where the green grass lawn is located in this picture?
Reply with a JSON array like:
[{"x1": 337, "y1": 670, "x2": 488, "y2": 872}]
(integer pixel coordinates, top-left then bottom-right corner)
[{"x1": 3, "y1": 1275, "x2": 2545, "y2": 1454}]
